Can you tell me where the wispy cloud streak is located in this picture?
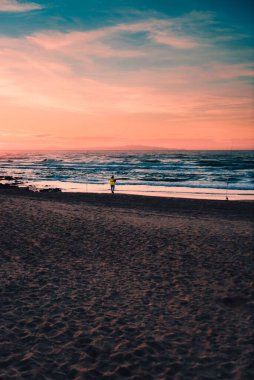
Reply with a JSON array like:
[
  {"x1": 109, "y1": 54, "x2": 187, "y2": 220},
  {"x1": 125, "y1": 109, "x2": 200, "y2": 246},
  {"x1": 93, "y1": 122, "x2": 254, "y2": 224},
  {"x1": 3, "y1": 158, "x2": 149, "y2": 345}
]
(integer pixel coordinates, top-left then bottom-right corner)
[{"x1": 0, "y1": 0, "x2": 43, "y2": 12}]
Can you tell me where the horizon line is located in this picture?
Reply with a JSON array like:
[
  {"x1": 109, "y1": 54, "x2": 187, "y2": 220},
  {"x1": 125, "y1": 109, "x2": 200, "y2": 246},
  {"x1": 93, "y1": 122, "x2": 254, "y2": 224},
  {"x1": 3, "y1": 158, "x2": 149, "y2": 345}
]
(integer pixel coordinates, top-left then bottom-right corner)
[{"x1": 0, "y1": 148, "x2": 253, "y2": 152}]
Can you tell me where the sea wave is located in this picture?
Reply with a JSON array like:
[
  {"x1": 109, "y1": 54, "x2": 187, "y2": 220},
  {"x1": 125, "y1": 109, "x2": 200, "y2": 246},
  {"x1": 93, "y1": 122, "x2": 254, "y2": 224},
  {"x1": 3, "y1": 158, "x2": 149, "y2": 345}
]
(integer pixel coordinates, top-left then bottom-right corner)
[{"x1": 0, "y1": 150, "x2": 253, "y2": 192}]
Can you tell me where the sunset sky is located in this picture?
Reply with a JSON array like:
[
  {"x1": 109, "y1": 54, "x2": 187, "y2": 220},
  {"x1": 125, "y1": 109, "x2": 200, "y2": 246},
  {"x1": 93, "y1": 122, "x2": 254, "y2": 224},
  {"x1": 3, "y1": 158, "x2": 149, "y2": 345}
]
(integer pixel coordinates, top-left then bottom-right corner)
[{"x1": 0, "y1": 0, "x2": 253, "y2": 150}]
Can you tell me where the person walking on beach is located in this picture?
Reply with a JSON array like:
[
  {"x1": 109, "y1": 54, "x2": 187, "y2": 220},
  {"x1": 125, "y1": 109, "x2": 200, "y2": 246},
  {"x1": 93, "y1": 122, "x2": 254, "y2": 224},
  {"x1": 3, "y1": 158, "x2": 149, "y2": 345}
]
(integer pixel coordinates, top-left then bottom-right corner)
[{"x1": 109, "y1": 175, "x2": 117, "y2": 194}]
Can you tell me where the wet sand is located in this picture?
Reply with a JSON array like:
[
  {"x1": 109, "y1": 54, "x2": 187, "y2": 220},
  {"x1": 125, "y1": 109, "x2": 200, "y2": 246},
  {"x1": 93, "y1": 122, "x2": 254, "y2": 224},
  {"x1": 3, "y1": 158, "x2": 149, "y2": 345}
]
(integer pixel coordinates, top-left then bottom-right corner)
[{"x1": 1, "y1": 189, "x2": 254, "y2": 380}]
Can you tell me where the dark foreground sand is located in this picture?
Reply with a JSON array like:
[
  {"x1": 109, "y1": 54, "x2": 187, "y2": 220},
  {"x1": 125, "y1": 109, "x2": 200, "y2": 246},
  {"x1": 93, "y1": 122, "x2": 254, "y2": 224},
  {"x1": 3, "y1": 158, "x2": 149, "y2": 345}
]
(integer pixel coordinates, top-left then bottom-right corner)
[{"x1": 0, "y1": 189, "x2": 254, "y2": 380}]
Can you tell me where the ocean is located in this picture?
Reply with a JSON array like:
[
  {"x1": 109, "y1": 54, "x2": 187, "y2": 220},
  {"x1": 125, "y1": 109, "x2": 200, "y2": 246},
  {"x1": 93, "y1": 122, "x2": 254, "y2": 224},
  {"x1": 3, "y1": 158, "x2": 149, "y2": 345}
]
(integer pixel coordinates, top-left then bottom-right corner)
[{"x1": 0, "y1": 150, "x2": 253, "y2": 200}]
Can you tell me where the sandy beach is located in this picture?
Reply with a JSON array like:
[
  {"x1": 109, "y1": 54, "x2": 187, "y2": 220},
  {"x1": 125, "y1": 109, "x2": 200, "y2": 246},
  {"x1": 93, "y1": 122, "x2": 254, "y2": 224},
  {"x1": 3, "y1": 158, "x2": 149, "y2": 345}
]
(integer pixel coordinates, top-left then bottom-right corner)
[{"x1": 1, "y1": 188, "x2": 253, "y2": 380}]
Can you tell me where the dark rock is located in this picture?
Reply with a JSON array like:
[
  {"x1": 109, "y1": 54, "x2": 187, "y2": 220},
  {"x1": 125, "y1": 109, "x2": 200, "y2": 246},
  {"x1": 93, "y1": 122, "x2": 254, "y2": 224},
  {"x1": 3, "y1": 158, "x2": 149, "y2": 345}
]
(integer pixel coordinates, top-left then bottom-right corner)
[
  {"x1": 40, "y1": 188, "x2": 62, "y2": 193},
  {"x1": 0, "y1": 183, "x2": 19, "y2": 189},
  {"x1": 51, "y1": 188, "x2": 62, "y2": 192}
]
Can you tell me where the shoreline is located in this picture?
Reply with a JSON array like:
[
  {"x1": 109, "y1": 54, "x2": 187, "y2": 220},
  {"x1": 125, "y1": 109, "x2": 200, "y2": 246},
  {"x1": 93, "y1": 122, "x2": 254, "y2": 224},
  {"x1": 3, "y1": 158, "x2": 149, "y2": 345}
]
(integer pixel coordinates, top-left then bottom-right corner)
[{"x1": 1, "y1": 179, "x2": 254, "y2": 201}]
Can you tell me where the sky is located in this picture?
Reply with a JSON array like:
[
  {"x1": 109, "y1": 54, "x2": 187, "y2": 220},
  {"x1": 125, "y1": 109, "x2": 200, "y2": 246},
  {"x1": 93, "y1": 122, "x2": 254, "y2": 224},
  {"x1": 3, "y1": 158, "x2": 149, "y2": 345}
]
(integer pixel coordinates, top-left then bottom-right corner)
[{"x1": 0, "y1": 0, "x2": 253, "y2": 150}]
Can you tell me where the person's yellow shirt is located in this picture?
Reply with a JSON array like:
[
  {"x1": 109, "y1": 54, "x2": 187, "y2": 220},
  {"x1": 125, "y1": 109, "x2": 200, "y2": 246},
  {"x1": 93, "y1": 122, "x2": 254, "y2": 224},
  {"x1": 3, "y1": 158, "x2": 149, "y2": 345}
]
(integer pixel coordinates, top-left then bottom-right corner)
[{"x1": 109, "y1": 178, "x2": 116, "y2": 185}]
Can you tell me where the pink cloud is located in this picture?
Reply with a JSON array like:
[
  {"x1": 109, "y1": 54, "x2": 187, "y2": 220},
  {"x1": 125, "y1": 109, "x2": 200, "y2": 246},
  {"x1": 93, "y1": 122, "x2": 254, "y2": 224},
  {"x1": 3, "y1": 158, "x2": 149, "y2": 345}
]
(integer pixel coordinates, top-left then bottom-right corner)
[
  {"x1": 0, "y1": 25, "x2": 253, "y2": 124},
  {"x1": 185, "y1": 63, "x2": 254, "y2": 81},
  {"x1": 27, "y1": 18, "x2": 200, "y2": 53},
  {"x1": 27, "y1": 30, "x2": 145, "y2": 58},
  {"x1": 26, "y1": 31, "x2": 105, "y2": 50},
  {"x1": 209, "y1": 64, "x2": 254, "y2": 80},
  {"x1": 0, "y1": 0, "x2": 43, "y2": 12},
  {"x1": 153, "y1": 32, "x2": 198, "y2": 49}
]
